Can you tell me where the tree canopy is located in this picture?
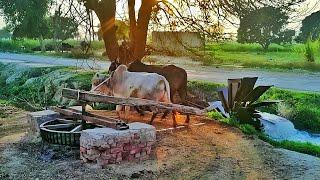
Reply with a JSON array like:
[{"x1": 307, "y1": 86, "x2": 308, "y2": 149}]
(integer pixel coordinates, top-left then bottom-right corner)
[
  {"x1": 237, "y1": 6, "x2": 289, "y2": 50},
  {"x1": 296, "y1": 10, "x2": 320, "y2": 42},
  {"x1": 48, "y1": 14, "x2": 79, "y2": 41},
  {"x1": 0, "y1": 0, "x2": 51, "y2": 39}
]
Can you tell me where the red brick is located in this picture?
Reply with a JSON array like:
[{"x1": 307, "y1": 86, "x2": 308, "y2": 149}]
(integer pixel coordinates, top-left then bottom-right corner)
[
  {"x1": 127, "y1": 154, "x2": 135, "y2": 162},
  {"x1": 80, "y1": 146, "x2": 87, "y2": 153},
  {"x1": 122, "y1": 151, "x2": 130, "y2": 160},
  {"x1": 116, "y1": 153, "x2": 122, "y2": 162},
  {"x1": 138, "y1": 143, "x2": 146, "y2": 148},
  {"x1": 101, "y1": 153, "x2": 112, "y2": 160},
  {"x1": 130, "y1": 148, "x2": 141, "y2": 155},
  {"x1": 87, "y1": 148, "x2": 100, "y2": 156},
  {"x1": 123, "y1": 143, "x2": 132, "y2": 151},
  {"x1": 111, "y1": 147, "x2": 123, "y2": 154}
]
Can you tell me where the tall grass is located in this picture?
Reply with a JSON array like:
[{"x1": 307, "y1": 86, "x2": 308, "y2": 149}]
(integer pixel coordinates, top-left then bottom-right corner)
[
  {"x1": 304, "y1": 39, "x2": 318, "y2": 62},
  {"x1": 205, "y1": 41, "x2": 320, "y2": 71},
  {"x1": 0, "y1": 39, "x2": 106, "y2": 54},
  {"x1": 0, "y1": 39, "x2": 40, "y2": 53},
  {"x1": 206, "y1": 42, "x2": 293, "y2": 52}
]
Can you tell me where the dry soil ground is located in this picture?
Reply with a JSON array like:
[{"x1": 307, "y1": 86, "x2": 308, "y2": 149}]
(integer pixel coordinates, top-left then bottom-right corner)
[{"x1": 1, "y1": 106, "x2": 320, "y2": 179}]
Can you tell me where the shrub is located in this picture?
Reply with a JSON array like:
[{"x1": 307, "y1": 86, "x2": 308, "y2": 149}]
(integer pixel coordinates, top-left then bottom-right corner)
[
  {"x1": 305, "y1": 39, "x2": 315, "y2": 62},
  {"x1": 207, "y1": 111, "x2": 225, "y2": 120},
  {"x1": 239, "y1": 124, "x2": 258, "y2": 135}
]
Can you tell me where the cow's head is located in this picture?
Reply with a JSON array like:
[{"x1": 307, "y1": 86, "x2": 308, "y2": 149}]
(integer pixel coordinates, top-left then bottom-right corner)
[
  {"x1": 108, "y1": 61, "x2": 121, "y2": 74},
  {"x1": 91, "y1": 73, "x2": 113, "y2": 96}
]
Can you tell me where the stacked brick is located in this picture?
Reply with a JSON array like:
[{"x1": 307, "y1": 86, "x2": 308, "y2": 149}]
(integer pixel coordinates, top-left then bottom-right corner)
[{"x1": 80, "y1": 122, "x2": 156, "y2": 167}]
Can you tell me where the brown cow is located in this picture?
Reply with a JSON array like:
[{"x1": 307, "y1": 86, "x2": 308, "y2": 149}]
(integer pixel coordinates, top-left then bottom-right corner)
[{"x1": 108, "y1": 60, "x2": 188, "y2": 105}]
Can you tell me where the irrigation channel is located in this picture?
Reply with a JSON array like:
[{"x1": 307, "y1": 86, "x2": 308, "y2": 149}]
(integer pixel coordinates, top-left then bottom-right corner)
[
  {"x1": 260, "y1": 112, "x2": 320, "y2": 145},
  {"x1": 209, "y1": 101, "x2": 320, "y2": 145}
]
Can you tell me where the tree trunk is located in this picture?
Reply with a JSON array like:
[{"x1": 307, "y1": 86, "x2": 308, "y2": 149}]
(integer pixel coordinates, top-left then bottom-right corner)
[
  {"x1": 39, "y1": 35, "x2": 45, "y2": 52},
  {"x1": 85, "y1": 0, "x2": 156, "y2": 64},
  {"x1": 128, "y1": 0, "x2": 136, "y2": 48},
  {"x1": 132, "y1": 0, "x2": 156, "y2": 61},
  {"x1": 89, "y1": 0, "x2": 119, "y2": 62}
]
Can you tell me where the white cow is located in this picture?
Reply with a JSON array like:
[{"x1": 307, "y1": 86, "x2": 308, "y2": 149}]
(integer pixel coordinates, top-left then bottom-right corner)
[{"x1": 91, "y1": 65, "x2": 176, "y2": 125}]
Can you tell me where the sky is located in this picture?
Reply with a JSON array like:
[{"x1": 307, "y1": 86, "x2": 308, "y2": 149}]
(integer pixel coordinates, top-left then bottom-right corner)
[{"x1": 0, "y1": 0, "x2": 319, "y2": 32}]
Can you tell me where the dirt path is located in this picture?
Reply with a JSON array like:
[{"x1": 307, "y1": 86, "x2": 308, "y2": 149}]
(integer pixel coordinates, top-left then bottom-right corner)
[
  {"x1": 1, "y1": 52, "x2": 320, "y2": 92},
  {"x1": 1, "y1": 107, "x2": 320, "y2": 179}
]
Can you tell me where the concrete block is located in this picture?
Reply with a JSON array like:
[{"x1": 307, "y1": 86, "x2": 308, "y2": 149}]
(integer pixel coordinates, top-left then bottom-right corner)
[{"x1": 27, "y1": 110, "x2": 59, "y2": 134}]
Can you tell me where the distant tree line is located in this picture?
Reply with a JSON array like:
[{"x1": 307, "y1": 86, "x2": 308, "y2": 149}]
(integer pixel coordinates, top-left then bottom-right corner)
[
  {"x1": 0, "y1": 0, "x2": 318, "y2": 59},
  {"x1": 0, "y1": 0, "x2": 78, "y2": 41}
]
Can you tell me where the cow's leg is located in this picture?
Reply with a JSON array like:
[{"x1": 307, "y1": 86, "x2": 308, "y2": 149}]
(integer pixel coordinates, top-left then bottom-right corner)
[
  {"x1": 134, "y1": 106, "x2": 145, "y2": 116},
  {"x1": 116, "y1": 105, "x2": 123, "y2": 117},
  {"x1": 185, "y1": 114, "x2": 191, "y2": 125},
  {"x1": 161, "y1": 110, "x2": 170, "y2": 120},
  {"x1": 150, "y1": 112, "x2": 158, "y2": 125},
  {"x1": 178, "y1": 87, "x2": 187, "y2": 104},
  {"x1": 171, "y1": 110, "x2": 178, "y2": 127},
  {"x1": 124, "y1": 106, "x2": 131, "y2": 120}
]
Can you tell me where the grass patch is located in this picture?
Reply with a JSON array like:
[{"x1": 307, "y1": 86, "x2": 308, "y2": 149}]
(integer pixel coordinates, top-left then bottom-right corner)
[
  {"x1": 259, "y1": 134, "x2": 320, "y2": 158},
  {"x1": 205, "y1": 42, "x2": 320, "y2": 71},
  {"x1": 209, "y1": 113, "x2": 320, "y2": 158}
]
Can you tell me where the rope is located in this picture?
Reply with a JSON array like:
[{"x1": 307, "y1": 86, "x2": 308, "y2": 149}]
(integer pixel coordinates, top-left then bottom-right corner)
[
  {"x1": 91, "y1": 78, "x2": 109, "y2": 92},
  {"x1": 77, "y1": 90, "x2": 80, "y2": 101}
]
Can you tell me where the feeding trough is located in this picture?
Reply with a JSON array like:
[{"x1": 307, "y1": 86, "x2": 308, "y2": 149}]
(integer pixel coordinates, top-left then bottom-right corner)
[{"x1": 40, "y1": 118, "x2": 89, "y2": 146}]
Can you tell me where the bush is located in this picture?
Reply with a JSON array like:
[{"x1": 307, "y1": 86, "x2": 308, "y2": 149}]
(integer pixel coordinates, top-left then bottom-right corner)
[
  {"x1": 207, "y1": 111, "x2": 225, "y2": 120},
  {"x1": 305, "y1": 39, "x2": 315, "y2": 62},
  {"x1": 239, "y1": 124, "x2": 258, "y2": 135}
]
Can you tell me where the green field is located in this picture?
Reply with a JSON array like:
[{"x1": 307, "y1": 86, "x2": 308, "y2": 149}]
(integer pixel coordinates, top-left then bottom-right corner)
[{"x1": 205, "y1": 42, "x2": 320, "y2": 71}]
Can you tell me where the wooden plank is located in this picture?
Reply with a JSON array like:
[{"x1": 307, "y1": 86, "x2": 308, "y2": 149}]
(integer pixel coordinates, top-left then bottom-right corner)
[
  {"x1": 43, "y1": 124, "x2": 74, "y2": 130},
  {"x1": 50, "y1": 107, "x2": 128, "y2": 130},
  {"x1": 62, "y1": 88, "x2": 206, "y2": 116},
  {"x1": 70, "y1": 125, "x2": 83, "y2": 132},
  {"x1": 56, "y1": 118, "x2": 79, "y2": 124}
]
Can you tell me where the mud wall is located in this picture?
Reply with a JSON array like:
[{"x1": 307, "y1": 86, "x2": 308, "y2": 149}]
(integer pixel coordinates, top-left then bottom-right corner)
[{"x1": 151, "y1": 31, "x2": 204, "y2": 53}]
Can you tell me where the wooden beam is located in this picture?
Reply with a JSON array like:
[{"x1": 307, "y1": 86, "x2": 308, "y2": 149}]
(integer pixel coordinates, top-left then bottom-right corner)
[
  {"x1": 50, "y1": 107, "x2": 129, "y2": 130},
  {"x1": 43, "y1": 124, "x2": 74, "y2": 130},
  {"x1": 62, "y1": 88, "x2": 207, "y2": 116},
  {"x1": 70, "y1": 125, "x2": 83, "y2": 132}
]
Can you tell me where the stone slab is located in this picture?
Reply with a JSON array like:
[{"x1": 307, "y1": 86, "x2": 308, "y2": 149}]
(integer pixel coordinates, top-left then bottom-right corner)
[{"x1": 27, "y1": 110, "x2": 59, "y2": 134}]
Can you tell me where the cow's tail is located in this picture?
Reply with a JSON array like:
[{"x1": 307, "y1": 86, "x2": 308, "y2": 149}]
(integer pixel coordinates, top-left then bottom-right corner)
[{"x1": 162, "y1": 78, "x2": 171, "y2": 103}]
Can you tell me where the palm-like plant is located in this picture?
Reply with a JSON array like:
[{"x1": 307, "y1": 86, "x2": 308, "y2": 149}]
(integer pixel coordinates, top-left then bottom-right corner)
[{"x1": 218, "y1": 77, "x2": 279, "y2": 130}]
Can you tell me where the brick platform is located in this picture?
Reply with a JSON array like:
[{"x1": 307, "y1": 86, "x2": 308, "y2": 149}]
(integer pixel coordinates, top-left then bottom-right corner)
[{"x1": 80, "y1": 122, "x2": 156, "y2": 167}]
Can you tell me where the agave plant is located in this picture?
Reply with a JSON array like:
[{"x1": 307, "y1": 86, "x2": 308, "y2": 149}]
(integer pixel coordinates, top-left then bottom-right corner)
[{"x1": 217, "y1": 77, "x2": 279, "y2": 130}]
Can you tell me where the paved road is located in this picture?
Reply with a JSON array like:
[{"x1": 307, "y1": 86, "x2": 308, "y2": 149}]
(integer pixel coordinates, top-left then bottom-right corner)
[{"x1": 1, "y1": 52, "x2": 320, "y2": 92}]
